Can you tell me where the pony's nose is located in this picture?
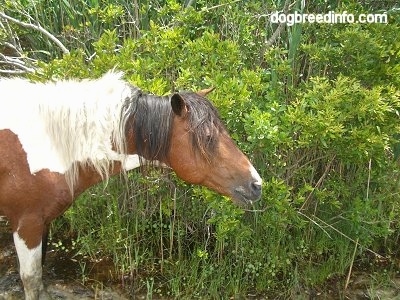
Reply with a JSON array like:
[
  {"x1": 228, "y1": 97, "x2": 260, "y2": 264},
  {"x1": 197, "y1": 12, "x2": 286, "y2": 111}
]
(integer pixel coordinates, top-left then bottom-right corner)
[{"x1": 250, "y1": 181, "x2": 262, "y2": 199}]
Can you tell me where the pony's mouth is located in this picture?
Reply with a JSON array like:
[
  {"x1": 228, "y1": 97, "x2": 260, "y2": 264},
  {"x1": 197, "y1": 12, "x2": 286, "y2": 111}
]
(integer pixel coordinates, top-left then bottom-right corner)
[{"x1": 233, "y1": 186, "x2": 261, "y2": 206}]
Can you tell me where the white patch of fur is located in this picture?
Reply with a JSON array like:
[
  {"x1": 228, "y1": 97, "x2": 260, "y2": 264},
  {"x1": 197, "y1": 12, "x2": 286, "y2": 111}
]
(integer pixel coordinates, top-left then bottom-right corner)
[
  {"x1": 0, "y1": 71, "x2": 135, "y2": 190},
  {"x1": 13, "y1": 232, "x2": 43, "y2": 284},
  {"x1": 110, "y1": 153, "x2": 141, "y2": 171},
  {"x1": 249, "y1": 163, "x2": 262, "y2": 186}
]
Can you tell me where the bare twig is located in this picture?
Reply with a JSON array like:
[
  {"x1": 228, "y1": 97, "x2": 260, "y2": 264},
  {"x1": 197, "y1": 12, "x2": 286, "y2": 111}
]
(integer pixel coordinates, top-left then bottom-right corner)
[
  {"x1": 298, "y1": 211, "x2": 383, "y2": 259},
  {"x1": 0, "y1": 53, "x2": 35, "y2": 73},
  {"x1": 298, "y1": 210, "x2": 332, "y2": 238},
  {"x1": 345, "y1": 238, "x2": 359, "y2": 291},
  {"x1": 264, "y1": 0, "x2": 291, "y2": 49},
  {"x1": 3, "y1": 41, "x2": 23, "y2": 57},
  {"x1": 201, "y1": 0, "x2": 243, "y2": 12},
  {"x1": 366, "y1": 158, "x2": 372, "y2": 201},
  {"x1": 300, "y1": 154, "x2": 336, "y2": 210},
  {"x1": 0, "y1": 69, "x2": 30, "y2": 74},
  {"x1": 0, "y1": 11, "x2": 69, "y2": 54}
]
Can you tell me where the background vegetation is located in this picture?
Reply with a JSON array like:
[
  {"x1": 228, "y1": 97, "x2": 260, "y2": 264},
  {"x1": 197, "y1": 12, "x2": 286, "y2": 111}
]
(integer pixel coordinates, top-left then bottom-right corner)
[{"x1": 1, "y1": 0, "x2": 400, "y2": 298}]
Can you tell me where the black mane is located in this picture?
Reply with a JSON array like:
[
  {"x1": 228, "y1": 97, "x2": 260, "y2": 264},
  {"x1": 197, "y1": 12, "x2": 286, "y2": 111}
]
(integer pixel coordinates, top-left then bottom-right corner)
[
  {"x1": 178, "y1": 92, "x2": 226, "y2": 160},
  {"x1": 124, "y1": 87, "x2": 225, "y2": 162}
]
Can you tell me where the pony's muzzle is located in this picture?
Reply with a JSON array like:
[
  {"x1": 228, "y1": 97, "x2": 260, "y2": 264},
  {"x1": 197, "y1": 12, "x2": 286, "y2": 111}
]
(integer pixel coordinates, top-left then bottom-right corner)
[
  {"x1": 233, "y1": 180, "x2": 262, "y2": 206},
  {"x1": 250, "y1": 181, "x2": 262, "y2": 199}
]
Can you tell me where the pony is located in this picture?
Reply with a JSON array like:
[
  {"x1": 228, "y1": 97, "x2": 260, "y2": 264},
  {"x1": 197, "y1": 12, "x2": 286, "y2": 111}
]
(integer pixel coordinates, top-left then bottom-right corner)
[{"x1": 0, "y1": 71, "x2": 262, "y2": 299}]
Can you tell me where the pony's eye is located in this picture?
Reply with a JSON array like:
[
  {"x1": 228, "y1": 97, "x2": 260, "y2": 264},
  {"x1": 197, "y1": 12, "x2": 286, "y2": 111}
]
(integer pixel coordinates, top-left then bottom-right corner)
[
  {"x1": 205, "y1": 131, "x2": 217, "y2": 146},
  {"x1": 204, "y1": 128, "x2": 214, "y2": 143}
]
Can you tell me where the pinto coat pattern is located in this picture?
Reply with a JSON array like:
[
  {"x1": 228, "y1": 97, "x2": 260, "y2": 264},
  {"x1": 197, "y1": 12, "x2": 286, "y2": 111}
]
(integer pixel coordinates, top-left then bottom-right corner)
[{"x1": 0, "y1": 72, "x2": 262, "y2": 299}]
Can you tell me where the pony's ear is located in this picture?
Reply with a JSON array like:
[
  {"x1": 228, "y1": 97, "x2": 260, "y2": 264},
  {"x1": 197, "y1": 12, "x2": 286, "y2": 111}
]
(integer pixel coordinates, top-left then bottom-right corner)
[
  {"x1": 197, "y1": 87, "x2": 215, "y2": 97},
  {"x1": 171, "y1": 93, "x2": 188, "y2": 117}
]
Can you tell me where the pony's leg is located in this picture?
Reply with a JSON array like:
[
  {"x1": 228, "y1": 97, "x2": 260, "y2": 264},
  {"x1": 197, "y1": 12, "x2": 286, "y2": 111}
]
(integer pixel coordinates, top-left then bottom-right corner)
[
  {"x1": 13, "y1": 219, "x2": 51, "y2": 300},
  {"x1": 42, "y1": 226, "x2": 49, "y2": 265}
]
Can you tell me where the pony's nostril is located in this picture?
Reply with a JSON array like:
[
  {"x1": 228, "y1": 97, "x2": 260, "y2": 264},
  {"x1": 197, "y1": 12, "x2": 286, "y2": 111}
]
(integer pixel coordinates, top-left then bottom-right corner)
[{"x1": 250, "y1": 181, "x2": 262, "y2": 196}]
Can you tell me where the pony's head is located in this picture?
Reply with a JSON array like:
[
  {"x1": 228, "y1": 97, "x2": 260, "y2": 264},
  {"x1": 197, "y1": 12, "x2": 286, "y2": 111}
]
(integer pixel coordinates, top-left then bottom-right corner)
[
  {"x1": 167, "y1": 89, "x2": 262, "y2": 205},
  {"x1": 126, "y1": 88, "x2": 262, "y2": 206}
]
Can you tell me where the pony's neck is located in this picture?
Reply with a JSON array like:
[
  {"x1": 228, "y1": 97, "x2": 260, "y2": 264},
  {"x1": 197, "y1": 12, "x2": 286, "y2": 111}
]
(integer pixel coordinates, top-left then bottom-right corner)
[
  {"x1": 71, "y1": 90, "x2": 174, "y2": 197},
  {"x1": 73, "y1": 161, "x2": 125, "y2": 197},
  {"x1": 125, "y1": 93, "x2": 173, "y2": 161}
]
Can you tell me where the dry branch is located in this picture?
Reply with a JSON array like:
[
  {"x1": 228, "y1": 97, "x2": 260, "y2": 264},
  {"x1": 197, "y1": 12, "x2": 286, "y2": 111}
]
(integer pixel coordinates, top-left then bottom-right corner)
[
  {"x1": 0, "y1": 11, "x2": 70, "y2": 74},
  {"x1": 0, "y1": 11, "x2": 69, "y2": 54}
]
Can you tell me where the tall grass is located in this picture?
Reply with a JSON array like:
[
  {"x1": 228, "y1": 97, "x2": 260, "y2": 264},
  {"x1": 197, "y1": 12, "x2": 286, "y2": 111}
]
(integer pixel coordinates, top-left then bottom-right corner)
[{"x1": 3, "y1": 0, "x2": 142, "y2": 58}]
